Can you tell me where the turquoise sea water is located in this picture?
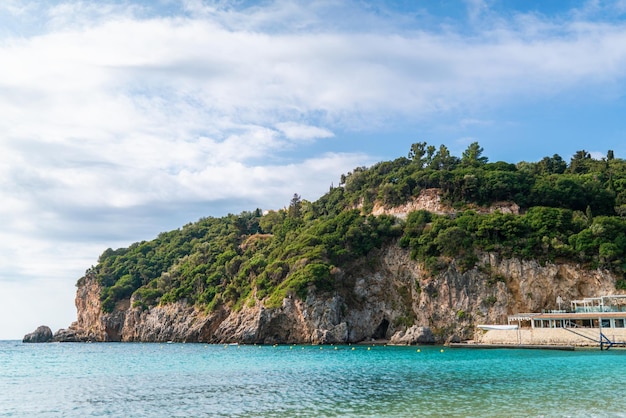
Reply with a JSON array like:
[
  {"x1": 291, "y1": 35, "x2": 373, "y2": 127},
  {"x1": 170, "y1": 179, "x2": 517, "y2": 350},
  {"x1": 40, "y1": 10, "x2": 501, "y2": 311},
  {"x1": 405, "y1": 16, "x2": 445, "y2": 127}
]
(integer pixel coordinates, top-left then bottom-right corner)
[{"x1": 1, "y1": 341, "x2": 625, "y2": 417}]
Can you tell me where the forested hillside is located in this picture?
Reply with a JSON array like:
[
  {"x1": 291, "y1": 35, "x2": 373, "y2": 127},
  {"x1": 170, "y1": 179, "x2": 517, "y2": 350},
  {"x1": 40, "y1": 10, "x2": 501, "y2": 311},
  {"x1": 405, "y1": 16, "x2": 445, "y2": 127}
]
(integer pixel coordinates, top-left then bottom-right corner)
[{"x1": 87, "y1": 142, "x2": 626, "y2": 313}]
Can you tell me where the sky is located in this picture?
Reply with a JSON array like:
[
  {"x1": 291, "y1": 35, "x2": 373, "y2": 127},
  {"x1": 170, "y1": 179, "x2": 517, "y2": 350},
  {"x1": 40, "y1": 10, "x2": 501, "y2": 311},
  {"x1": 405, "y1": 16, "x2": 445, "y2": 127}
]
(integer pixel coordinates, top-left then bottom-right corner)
[{"x1": 2, "y1": 0, "x2": 626, "y2": 340}]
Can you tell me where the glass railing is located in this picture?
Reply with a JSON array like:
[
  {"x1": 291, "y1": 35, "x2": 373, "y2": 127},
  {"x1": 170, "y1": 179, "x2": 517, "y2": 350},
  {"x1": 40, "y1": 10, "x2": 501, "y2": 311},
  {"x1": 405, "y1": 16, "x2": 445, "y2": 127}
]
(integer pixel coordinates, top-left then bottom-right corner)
[{"x1": 574, "y1": 307, "x2": 621, "y2": 313}]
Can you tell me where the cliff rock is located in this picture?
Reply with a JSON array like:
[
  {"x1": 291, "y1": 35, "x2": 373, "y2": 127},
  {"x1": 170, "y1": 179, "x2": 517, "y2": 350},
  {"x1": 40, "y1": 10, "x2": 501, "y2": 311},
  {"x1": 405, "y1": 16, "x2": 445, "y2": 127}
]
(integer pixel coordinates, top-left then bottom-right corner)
[
  {"x1": 389, "y1": 326, "x2": 435, "y2": 345},
  {"x1": 61, "y1": 243, "x2": 621, "y2": 344},
  {"x1": 372, "y1": 188, "x2": 520, "y2": 219}
]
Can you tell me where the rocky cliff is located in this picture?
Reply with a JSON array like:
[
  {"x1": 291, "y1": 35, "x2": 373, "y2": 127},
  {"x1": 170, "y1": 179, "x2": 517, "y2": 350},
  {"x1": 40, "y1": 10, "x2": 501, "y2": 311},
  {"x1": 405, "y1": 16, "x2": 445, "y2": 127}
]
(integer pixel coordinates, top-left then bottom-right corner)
[
  {"x1": 371, "y1": 188, "x2": 520, "y2": 218},
  {"x1": 55, "y1": 244, "x2": 620, "y2": 344}
]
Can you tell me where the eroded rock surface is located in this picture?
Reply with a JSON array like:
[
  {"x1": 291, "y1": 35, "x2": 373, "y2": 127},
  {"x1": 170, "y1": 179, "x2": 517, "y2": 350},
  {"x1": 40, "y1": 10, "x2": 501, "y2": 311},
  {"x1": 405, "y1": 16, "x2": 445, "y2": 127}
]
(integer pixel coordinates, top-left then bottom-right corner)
[
  {"x1": 23, "y1": 325, "x2": 53, "y2": 343},
  {"x1": 389, "y1": 326, "x2": 435, "y2": 345}
]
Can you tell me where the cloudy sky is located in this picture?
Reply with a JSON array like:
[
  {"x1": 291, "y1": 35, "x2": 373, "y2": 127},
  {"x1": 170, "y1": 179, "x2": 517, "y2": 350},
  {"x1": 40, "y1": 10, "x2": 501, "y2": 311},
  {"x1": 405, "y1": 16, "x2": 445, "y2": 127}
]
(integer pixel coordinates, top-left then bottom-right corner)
[{"x1": 2, "y1": 0, "x2": 626, "y2": 339}]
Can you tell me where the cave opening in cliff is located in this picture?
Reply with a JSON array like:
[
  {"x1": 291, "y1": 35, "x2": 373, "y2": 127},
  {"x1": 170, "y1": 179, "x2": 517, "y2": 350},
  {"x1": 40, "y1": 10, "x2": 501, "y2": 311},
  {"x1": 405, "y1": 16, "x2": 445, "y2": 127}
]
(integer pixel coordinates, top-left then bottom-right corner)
[{"x1": 373, "y1": 319, "x2": 389, "y2": 340}]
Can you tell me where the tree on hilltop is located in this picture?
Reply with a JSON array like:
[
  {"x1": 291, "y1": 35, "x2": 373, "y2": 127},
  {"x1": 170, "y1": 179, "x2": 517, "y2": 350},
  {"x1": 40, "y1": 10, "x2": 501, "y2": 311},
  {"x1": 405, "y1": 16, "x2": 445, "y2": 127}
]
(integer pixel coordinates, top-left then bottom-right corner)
[
  {"x1": 461, "y1": 142, "x2": 488, "y2": 167},
  {"x1": 288, "y1": 193, "x2": 302, "y2": 219}
]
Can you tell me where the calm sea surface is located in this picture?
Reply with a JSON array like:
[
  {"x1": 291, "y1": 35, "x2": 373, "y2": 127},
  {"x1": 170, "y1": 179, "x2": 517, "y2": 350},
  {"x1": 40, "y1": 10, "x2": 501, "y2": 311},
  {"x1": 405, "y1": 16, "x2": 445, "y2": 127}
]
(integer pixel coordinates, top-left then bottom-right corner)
[{"x1": 1, "y1": 341, "x2": 625, "y2": 417}]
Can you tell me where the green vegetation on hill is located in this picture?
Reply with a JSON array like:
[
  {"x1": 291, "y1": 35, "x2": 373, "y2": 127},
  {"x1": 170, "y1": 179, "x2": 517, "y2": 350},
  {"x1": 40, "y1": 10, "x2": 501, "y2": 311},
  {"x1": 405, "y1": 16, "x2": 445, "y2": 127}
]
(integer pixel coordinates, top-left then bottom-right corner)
[{"x1": 86, "y1": 142, "x2": 626, "y2": 313}]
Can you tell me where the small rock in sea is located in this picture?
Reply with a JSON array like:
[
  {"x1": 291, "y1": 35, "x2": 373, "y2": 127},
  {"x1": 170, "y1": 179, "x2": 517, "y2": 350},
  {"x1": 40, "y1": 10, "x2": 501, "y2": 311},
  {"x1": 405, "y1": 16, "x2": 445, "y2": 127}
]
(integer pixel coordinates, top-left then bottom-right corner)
[{"x1": 23, "y1": 325, "x2": 54, "y2": 343}]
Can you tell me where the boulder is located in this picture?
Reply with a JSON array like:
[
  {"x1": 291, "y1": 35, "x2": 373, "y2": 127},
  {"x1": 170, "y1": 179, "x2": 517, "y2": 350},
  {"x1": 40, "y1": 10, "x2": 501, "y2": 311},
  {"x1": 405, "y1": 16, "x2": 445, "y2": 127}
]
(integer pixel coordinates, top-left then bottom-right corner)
[
  {"x1": 389, "y1": 326, "x2": 435, "y2": 345},
  {"x1": 53, "y1": 328, "x2": 82, "y2": 342},
  {"x1": 23, "y1": 325, "x2": 53, "y2": 343},
  {"x1": 311, "y1": 322, "x2": 349, "y2": 344}
]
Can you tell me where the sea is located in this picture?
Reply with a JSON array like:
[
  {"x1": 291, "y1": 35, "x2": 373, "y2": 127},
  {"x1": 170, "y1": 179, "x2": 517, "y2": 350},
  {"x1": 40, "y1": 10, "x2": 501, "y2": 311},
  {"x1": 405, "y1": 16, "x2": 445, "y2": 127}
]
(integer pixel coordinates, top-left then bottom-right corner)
[{"x1": 1, "y1": 341, "x2": 625, "y2": 417}]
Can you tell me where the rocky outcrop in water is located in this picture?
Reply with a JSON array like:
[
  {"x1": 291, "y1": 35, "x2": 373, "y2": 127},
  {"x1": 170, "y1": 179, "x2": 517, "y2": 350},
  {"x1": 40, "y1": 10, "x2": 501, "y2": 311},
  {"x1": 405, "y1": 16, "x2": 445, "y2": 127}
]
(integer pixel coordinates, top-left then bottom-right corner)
[
  {"x1": 59, "y1": 243, "x2": 620, "y2": 345},
  {"x1": 23, "y1": 325, "x2": 53, "y2": 343}
]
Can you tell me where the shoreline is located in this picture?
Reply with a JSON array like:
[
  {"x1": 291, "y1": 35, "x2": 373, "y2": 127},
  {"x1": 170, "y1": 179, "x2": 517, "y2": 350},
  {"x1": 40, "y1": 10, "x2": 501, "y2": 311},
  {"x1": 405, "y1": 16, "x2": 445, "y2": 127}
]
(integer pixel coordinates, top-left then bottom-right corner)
[{"x1": 448, "y1": 342, "x2": 576, "y2": 351}]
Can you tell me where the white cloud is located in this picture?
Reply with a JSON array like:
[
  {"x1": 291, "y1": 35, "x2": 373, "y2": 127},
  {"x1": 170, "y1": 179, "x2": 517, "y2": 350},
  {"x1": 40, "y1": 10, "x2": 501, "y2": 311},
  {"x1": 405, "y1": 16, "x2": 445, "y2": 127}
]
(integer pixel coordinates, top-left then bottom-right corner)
[
  {"x1": 465, "y1": 0, "x2": 490, "y2": 23},
  {"x1": 275, "y1": 122, "x2": 334, "y2": 141},
  {"x1": 459, "y1": 118, "x2": 494, "y2": 128}
]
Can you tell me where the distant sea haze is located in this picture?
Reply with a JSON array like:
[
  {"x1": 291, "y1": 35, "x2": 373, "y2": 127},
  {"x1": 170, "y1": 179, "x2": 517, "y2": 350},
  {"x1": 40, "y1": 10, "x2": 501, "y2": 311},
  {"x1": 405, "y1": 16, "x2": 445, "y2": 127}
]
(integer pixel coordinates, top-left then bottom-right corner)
[{"x1": 1, "y1": 341, "x2": 625, "y2": 417}]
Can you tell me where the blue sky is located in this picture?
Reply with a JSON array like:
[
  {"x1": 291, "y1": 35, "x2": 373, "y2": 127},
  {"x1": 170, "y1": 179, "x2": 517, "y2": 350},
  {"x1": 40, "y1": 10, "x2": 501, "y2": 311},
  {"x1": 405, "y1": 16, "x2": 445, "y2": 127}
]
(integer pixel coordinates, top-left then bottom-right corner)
[{"x1": 2, "y1": 0, "x2": 626, "y2": 339}]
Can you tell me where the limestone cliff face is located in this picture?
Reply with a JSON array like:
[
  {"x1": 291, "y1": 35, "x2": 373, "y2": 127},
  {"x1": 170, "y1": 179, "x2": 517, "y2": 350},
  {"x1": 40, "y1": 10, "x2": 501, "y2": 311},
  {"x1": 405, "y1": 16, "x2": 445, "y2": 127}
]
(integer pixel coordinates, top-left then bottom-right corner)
[
  {"x1": 59, "y1": 244, "x2": 621, "y2": 344},
  {"x1": 371, "y1": 188, "x2": 520, "y2": 219},
  {"x1": 54, "y1": 275, "x2": 108, "y2": 342}
]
